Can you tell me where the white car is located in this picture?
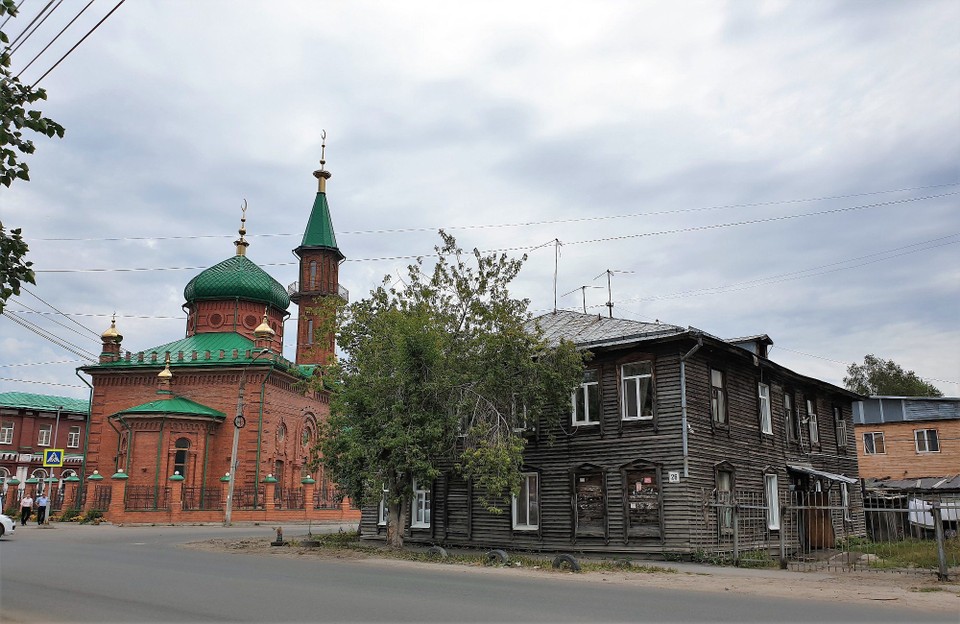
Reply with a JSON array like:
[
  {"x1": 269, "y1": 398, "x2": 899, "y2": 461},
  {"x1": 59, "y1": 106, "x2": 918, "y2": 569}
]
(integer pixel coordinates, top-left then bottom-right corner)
[{"x1": 0, "y1": 513, "x2": 14, "y2": 538}]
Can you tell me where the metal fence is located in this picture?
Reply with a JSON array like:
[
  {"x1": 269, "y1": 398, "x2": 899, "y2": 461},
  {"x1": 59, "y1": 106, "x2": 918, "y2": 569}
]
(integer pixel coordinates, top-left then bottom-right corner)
[
  {"x1": 233, "y1": 486, "x2": 266, "y2": 510},
  {"x1": 274, "y1": 487, "x2": 305, "y2": 510},
  {"x1": 125, "y1": 485, "x2": 170, "y2": 511},
  {"x1": 183, "y1": 487, "x2": 222, "y2": 511},
  {"x1": 314, "y1": 483, "x2": 343, "y2": 509},
  {"x1": 691, "y1": 486, "x2": 958, "y2": 579}
]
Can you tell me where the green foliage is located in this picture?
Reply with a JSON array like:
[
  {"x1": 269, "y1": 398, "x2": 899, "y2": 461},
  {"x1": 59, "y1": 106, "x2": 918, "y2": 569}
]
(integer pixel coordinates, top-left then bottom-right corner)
[
  {"x1": 1, "y1": 0, "x2": 66, "y2": 188},
  {"x1": 57, "y1": 507, "x2": 82, "y2": 522},
  {"x1": 316, "y1": 231, "x2": 584, "y2": 547},
  {"x1": 0, "y1": 223, "x2": 35, "y2": 312},
  {"x1": 844, "y1": 354, "x2": 942, "y2": 397},
  {"x1": 78, "y1": 510, "x2": 103, "y2": 524}
]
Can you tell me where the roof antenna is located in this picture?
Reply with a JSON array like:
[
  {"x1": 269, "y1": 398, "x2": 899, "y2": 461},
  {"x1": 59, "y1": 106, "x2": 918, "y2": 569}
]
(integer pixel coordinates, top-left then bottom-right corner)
[
  {"x1": 552, "y1": 238, "x2": 562, "y2": 313},
  {"x1": 594, "y1": 269, "x2": 634, "y2": 318},
  {"x1": 561, "y1": 284, "x2": 603, "y2": 314}
]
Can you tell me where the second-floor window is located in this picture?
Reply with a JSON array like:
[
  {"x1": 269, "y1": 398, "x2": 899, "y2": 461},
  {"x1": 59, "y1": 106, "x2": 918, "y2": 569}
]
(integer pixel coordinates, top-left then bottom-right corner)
[
  {"x1": 784, "y1": 392, "x2": 797, "y2": 442},
  {"x1": 67, "y1": 425, "x2": 81, "y2": 448},
  {"x1": 834, "y1": 407, "x2": 847, "y2": 448},
  {"x1": 38, "y1": 424, "x2": 52, "y2": 447},
  {"x1": 711, "y1": 369, "x2": 727, "y2": 425},
  {"x1": 572, "y1": 369, "x2": 600, "y2": 426},
  {"x1": 621, "y1": 361, "x2": 654, "y2": 421},
  {"x1": 862, "y1": 431, "x2": 885, "y2": 454},
  {"x1": 0, "y1": 421, "x2": 13, "y2": 445},
  {"x1": 758, "y1": 383, "x2": 772, "y2": 434},
  {"x1": 806, "y1": 399, "x2": 819, "y2": 446},
  {"x1": 914, "y1": 429, "x2": 940, "y2": 453}
]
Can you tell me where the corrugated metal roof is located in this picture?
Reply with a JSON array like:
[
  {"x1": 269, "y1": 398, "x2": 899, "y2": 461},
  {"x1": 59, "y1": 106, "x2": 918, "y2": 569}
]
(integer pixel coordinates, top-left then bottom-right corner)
[
  {"x1": 0, "y1": 392, "x2": 89, "y2": 414},
  {"x1": 97, "y1": 332, "x2": 257, "y2": 368},
  {"x1": 115, "y1": 396, "x2": 225, "y2": 420},
  {"x1": 528, "y1": 310, "x2": 688, "y2": 349},
  {"x1": 865, "y1": 475, "x2": 960, "y2": 492}
]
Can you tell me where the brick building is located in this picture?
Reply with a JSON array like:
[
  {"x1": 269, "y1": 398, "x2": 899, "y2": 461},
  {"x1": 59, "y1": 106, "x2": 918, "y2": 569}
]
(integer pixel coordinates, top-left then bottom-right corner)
[
  {"x1": 854, "y1": 396, "x2": 960, "y2": 481},
  {"x1": 77, "y1": 161, "x2": 359, "y2": 524},
  {"x1": 0, "y1": 392, "x2": 88, "y2": 512}
]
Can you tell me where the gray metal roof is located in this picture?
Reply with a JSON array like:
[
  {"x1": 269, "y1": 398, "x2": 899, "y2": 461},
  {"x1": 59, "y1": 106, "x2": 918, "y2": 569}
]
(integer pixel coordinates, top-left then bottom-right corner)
[
  {"x1": 864, "y1": 475, "x2": 960, "y2": 492},
  {"x1": 528, "y1": 310, "x2": 688, "y2": 349}
]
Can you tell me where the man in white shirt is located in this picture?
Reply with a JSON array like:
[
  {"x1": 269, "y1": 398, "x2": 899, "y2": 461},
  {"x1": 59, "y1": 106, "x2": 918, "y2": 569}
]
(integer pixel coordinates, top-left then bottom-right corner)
[{"x1": 20, "y1": 494, "x2": 33, "y2": 526}]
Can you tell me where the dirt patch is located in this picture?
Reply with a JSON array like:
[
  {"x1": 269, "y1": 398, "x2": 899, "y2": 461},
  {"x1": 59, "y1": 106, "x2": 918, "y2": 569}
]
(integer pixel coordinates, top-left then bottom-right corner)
[{"x1": 183, "y1": 538, "x2": 960, "y2": 615}]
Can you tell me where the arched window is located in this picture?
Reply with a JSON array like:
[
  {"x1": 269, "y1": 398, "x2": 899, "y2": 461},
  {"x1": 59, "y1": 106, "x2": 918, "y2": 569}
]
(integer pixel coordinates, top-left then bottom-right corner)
[
  {"x1": 173, "y1": 438, "x2": 190, "y2": 479},
  {"x1": 276, "y1": 423, "x2": 287, "y2": 445},
  {"x1": 306, "y1": 319, "x2": 314, "y2": 345}
]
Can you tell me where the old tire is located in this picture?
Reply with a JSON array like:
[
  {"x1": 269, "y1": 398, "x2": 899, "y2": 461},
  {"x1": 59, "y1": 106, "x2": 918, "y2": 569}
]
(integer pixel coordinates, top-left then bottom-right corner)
[
  {"x1": 426, "y1": 545, "x2": 448, "y2": 559},
  {"x1": 485, "y1": 549, "x2": 509, "y2": 565},
  {"x1": 552, "y1": 553, "x2": 581, "y2": 572}
]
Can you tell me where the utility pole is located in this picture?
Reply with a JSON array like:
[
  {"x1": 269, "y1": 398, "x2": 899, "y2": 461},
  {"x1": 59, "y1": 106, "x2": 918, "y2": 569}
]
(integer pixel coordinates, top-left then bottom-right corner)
[{"x1": 224, "y1": 349, "x2": 269, "y2": 526}]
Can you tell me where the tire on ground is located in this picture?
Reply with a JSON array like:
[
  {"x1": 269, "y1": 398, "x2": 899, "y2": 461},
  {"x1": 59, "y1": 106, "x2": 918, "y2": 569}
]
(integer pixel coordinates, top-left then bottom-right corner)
[
  {"x1": 485, "y1": 549, "x2": 509, "y2": 565},
  {"x1": 552, "y1": 553, "x2": 581, "y2": 572},
  {"x1": 426, "y1": 545, "x2": 448, "y2": 559}
]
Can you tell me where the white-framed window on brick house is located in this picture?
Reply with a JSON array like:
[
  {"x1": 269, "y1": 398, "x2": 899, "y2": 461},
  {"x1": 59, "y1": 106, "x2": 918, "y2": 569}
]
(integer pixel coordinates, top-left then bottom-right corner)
[
  {"x1": 411, "y1": 479, "x2": 431, "y2": 528},
  {"x1": 806, "y1": 399, "x2": 819, "y2": 446},
  {"x1": 67, "y1": 425, "x2": 81, "y2": 448},
  {"x1": 711, "y1": 369, "x2": 728, "y2": 425},
  {"x1": 833, "y1": 406, "x2": 847, "y2": 448},
  {"x1": 862, "y1": 431, "x2": 885, "y2": 454},
  {"x1": 764, "y1": 472, "x2": 780, "y2": 530},
  {"x1": 0, "y1": 420, "x2": 13, "y2": 445},
  {"x1": 914, "y1": 429, "x2": 940, "y2": 453},
  {"x1": 512, "y1": 472, "x2": 539, "y2": 530},
  {"x1": 621, "y1": 361, "x2": 654, "y2": 421},
  {"x1": 758, "y1": 383, "x2": 772, "y2": 435},
  {"x1": 572, "y1": 369, "x2": 600, "y2": 426},
  {"x1": 37, "y1": 424, "x2": 52, "y2": 447}
]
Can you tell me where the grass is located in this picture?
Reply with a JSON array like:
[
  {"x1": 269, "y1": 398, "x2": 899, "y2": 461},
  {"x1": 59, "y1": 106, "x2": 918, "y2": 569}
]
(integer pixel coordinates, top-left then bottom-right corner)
[
  {"x1": 282, "y1": 530, "x2": 676, "y2": 574},
  {"x1": 839, "y1": 536, "x2": 960, "y2": 569}
]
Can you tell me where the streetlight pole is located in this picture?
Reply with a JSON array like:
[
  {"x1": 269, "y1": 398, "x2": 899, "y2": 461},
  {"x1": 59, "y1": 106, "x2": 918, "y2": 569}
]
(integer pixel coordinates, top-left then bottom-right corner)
[{"x1": 224, "y1": 349, "x2": 269, "y2": 526}]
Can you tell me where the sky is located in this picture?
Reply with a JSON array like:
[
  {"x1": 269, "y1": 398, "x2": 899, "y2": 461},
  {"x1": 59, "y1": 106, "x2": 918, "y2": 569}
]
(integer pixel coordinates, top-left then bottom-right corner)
[{"x1": 1, "y1": 0, "x2": 958, "y2": 401}]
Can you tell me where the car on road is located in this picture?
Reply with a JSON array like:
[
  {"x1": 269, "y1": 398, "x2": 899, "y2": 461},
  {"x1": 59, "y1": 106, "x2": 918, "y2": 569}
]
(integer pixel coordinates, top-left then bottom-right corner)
[{"x1": 0, "y1": 513, "x2": 15, "y2": 538}]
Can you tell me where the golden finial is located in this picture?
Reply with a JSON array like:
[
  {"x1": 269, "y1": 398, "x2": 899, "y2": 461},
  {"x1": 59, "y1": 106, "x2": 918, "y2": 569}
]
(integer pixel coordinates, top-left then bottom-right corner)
[
  {"x1": 101, "y1": 313, "x2": 123, "y2": 343},
  {"x1": 313, "y1": 130, "x2": 332, "y2": 193},
  {"x1": 235, "y1": 199, "x2": 250, "y2": 256},
  {"x1": 254, "y1": 305, "x2": 275, "y2": 339},
  {"x1": 158, "y1": 353, "x2": 173, "y2": 379}
]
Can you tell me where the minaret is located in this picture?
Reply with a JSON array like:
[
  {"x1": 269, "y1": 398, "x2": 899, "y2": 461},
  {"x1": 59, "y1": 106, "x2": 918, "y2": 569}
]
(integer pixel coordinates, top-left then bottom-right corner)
[
  {"x1": 99, "y1": 315, "x2": 123, "y2": 363},
  {"x1": 291, "y1": 131, "x2": 345, "y2": 366}
]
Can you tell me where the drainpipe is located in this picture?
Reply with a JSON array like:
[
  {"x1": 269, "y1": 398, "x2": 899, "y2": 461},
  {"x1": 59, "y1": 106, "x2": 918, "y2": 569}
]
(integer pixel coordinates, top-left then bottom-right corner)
[
  {"x1": 253, "y1": 360, "x2": 277, "y2": 506},
  {"x1": 680, "y1": 332, "x2": 703, "y2": 478},
  {"x1": 75, "y1": 370, "x2": 93, "y2": 480}
]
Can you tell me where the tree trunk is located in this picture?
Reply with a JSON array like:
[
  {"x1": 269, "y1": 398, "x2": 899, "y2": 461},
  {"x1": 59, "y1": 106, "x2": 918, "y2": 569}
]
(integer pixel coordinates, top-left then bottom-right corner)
[{"x1": 386, "y1": 498, "x2": 405, "y2": 548}]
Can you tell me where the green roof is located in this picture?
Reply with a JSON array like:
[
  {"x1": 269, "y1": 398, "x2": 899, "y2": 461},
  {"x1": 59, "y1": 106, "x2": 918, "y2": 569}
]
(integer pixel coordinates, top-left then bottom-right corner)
[
  {"x1": 114, "y1": 396, "x2": 226, "y2": 420},
  {"x1": 183, "y1": 254, "x2": 290, "y2": 311},
  {"x1": 96, "y1": 333, "x2": 262, "y2": 368},
  {"x1": 297, "y1": 192, "x2": 343, "y2": 258},
  {"x1": 0, "y1": 392, "x2": 88, "y2": 415}
]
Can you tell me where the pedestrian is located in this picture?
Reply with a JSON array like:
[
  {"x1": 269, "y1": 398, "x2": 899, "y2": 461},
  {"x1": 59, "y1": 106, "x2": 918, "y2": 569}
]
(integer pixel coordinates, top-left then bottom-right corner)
[
  {"x1": 36, "y1": 492, "x2": 50, "y2": 525},
  {"x1": 20, "y1": 493, "x2": 34, "y2": 526}
]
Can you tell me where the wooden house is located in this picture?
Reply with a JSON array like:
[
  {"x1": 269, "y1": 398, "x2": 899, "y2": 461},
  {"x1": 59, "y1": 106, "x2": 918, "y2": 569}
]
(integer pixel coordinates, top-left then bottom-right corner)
[{"x1": 359, "y1": 310, "x2": 863, "y2": 556}]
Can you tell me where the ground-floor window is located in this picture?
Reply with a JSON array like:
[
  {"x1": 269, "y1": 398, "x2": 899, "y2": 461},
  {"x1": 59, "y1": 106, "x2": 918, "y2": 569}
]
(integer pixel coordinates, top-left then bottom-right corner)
[
  {"x1": 764, "y1": 473, "x2": 780, "y2": 530},
  {"x1": 512, "y1": 472, "x2": 539, "y2": 530},
  {"x1": 575, "y1": 469, "x2": 605, "y2": 534},
  {"x1": 624, "y1": 465, "x2": 660, "y2": 537},
  {"x1": 717, "y1": 468, "x2": 734, "y2": 531},
  {"x1": 411, "y1": 479, "x2": 431, "y2": 528}
]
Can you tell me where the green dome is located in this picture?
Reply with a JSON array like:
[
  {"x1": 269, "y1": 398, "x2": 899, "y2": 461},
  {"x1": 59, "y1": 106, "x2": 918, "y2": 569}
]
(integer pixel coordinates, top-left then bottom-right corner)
[{"x1": 184, "y1": 255, "x2": 290, "y2": 310}]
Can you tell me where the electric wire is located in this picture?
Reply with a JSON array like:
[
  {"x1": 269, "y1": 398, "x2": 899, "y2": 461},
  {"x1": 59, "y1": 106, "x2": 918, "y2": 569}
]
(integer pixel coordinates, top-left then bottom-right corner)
[
  {"x1": 20, "y1": 286, "x2": 102, "y2": 338},
  {"x1": 0, "y1": 358, "x2": 82, "y2": 368},
  {"x1": 0, "y1": 376, "x2": 85, "y2": 389},
  {"x1": 15, "y1": 0, "x2": 95, "y2": 79},
  {"x1": 30, "y1": 0, "x2": 124, "y2": 87},
  {"x1": 29, "y1": 182, "x2": 960, "y2": 243},
  {"x1": 7, "y1": 297, "x2": 101, "y2": 344},
  {"x1": 0, "y1": 0, "x2": 28, "y2": 30},
  {"x1": 8, "y1": 0, "x2": 61, "y2": 56},
  {"x1": 4, "y1": 0, "x2": 54, "y2": 50},
  {"x1": 1, "y1": 311, "x2": 97, "y2": 361}
]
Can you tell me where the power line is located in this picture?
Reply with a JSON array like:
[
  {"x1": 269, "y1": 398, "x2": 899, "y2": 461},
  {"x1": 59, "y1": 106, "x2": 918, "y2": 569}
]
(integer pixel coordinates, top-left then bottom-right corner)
[
  {"x1": 15, "y1": 0, "x2": 96, "y2": 79},
  {"x1": 29, "y1": 182, "x2": 960, "y2": 243},
  {"x1": 0, "y1": 0, "x2": 28, "y2": 30},
  {"x1": 5, "y1": 0, "x2": 55, "y2": 50},
  {"x1": 6, "y1": 298, "x2": 102, "y2": 345},
  {"x1": 1, "y1": 311, "x2": 98, "y2": 361},
  {"x1": 17, "y1": 287, "x2": 102, "y2": 340},
  {"x1": 8, "y1": 0, "x2": 62, "y2": 56},
  {"x1": 0, "y1": 377, "x2": 86, "y2": 389},
  {"x1": 0, "y1": 358, "x2": 82, "y2": 368},
  {"x1": 33, "y1": 191, "x2": 958, "y2": 273},
  {"x1": 31, "y1": 0, "x2": 125, "y2": 88}
]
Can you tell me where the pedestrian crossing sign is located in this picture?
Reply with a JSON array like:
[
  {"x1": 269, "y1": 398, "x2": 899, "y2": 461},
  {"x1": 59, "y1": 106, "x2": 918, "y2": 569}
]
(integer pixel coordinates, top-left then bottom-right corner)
[{"x1": 43, "y1": 449, "x2": 64, "y2": 467}]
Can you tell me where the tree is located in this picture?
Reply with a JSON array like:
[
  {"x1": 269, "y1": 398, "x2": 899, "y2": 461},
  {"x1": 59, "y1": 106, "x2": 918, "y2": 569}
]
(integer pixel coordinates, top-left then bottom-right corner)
[
  {"x1": 843, "y1": 354, "x2": 942, "y2": 397},
  {"x1": 0, "y1": 0, "x2": 65, "y2": 310},
  {"x1": 316, "y1": 231, "x2": 583, "y2": 548}
]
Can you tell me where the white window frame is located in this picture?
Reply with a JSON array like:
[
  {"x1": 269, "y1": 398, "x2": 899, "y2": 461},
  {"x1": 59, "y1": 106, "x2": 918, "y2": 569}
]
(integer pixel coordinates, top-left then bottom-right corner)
[
  {"x1": 764, "y1": 473, "x2": 780, "y2": 530},
  {"x1": 512, "y1": 472, "x2": 540, "y2": 531},
  {"x1": 0, "y1": 421, "x2": 13, "y2": 445},
  {"x1": 758, "y1": 383, "x2": 772, "y2": 435},
  {"x1": 571, "y1": 369, "x2": 600, "y2": 426},
  {"x1": 834, "y1": 407, "x2": 847, "y2": 448},
  {"x1": 411, "y1": 479, "x2": 431, "y2": 528},
  {"x1": 67, "y1": 425, "x2": 81, "y2": 449},
  {"x1": 621, "y1": 361, "x2": 654, "y2": 421},
  {"x1": 914, "y1": 429, "x2": 940, "y2": 453},
  {"x1": 378, "y1": 484, "x2": 389, "y2": 526},
  {"x1": 806, "y1": 399, "x2": 819, "y2": 445},
  {"x1": 862, "y1": 431, "x2": 885, "y2": 455},
  {"x1": 38, "y1": 424, "x2": 52, "y2": 447}
]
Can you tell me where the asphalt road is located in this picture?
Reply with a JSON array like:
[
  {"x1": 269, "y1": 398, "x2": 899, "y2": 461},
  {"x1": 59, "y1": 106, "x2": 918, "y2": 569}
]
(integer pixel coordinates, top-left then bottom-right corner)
[{"x1": 0, "y1": 523, "x2": 950, "y2": 623}]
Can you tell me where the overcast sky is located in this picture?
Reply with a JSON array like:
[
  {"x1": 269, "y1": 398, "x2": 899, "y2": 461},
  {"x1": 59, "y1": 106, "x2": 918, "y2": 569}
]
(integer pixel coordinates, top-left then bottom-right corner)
[{"x1": 2, "y1": 0, "x2": 958, "y2": 401}]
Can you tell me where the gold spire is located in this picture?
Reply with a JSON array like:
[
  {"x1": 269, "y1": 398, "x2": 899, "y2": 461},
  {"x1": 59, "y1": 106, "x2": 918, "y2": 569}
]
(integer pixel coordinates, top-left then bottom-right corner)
[
  {"x1": 313, "y1": 130, "x2": 332, "y2": 193},
  {"x1": 254, "y1": 306, "x2": 275, "y2": 339},
  {"x1": 234, "y1": 199, "x2": 250, "y2": 256},
  {"x1": 101, "y1": 314, "x2": 123, "y2": 343},
  {"x1": 157, "y1": 353, "x2": 173, "y2": 379}
]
